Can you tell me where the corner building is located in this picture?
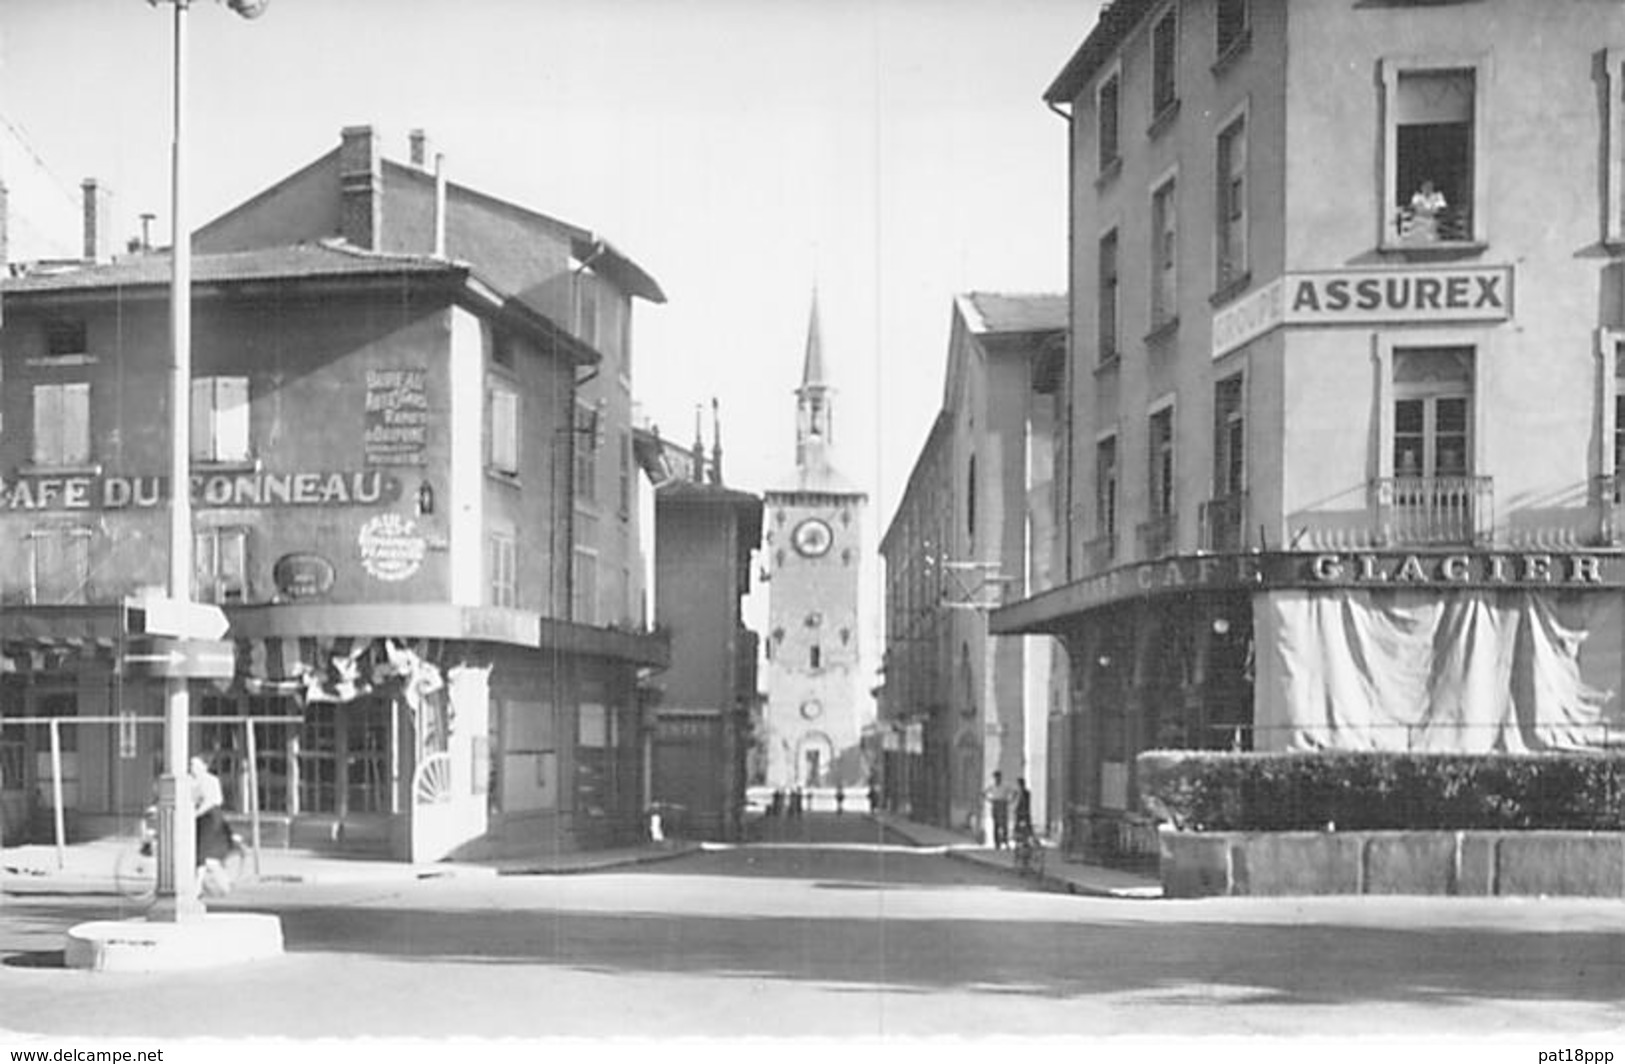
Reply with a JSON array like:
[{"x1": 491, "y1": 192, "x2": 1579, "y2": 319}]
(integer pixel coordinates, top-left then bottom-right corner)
[
  {"x1": 994, "y1": 0, "x2": 1625, "y2": 861},
  {"x1": 0, "y1": 127, "x2": 666, "y2": 861}
]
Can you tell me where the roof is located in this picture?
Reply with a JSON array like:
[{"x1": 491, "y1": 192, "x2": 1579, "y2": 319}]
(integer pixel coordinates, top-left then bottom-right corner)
[
  {"x1": 1045, "y1": 0, "x2": 1159, "y2": 104},
  {"x1": 2, "y1": 241, "x2": 600, "y2": 365},
  {"x1": 2, "y1": 241, "x2": 455, "y2": 294},
  {"x1": 957, "y1": 292, "x2": 1067, "y2": 336}
]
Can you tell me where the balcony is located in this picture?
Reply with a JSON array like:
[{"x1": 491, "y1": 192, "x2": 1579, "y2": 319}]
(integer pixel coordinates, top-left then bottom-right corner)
[
  {"x1": 1394, "y1": 202, "x2": 1473, "y2": 246},
  {"x1": 1370, "y1": 476, "x2": 1492, "y2": 546},
  {"x1": 1199, "y1": 492, "x2": 1248, "y2": 553},
  {"x1": 1081, "y1": 534, "x2": 1116, "y2": 574},
  {"x1": 1136, "y1": 513, "x2": 1177, "y2": 560},
  {"x1": 1594, "y1": 476, "x2": 1625, "y2": 545}
]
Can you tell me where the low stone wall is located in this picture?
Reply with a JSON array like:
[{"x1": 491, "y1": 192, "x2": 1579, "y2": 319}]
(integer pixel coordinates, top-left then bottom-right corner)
[{"x1": 1160, "y1": 829, "x2": 1625, "y2": 898}]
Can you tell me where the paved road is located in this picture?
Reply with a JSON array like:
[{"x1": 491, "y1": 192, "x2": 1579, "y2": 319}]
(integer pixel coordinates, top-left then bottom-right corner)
[{"x1": 2, "y1": 816, "x2": 1624, "y2": 1040}]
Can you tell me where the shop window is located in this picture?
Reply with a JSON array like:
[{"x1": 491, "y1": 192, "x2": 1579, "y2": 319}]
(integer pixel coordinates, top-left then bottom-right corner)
[
  {"x1": 1150, "y1": 7, "x2": 1178, "y2": 122},
  {"x1": 1215, "y1": 114, "x2": 1248, "y2": 289},
  {"x1": 1097, "y1": 68, "x2": 1121, "y2": 173},
  {"x1": 1098, "y1": 230, "x2": 1120, "y2": 364},
  {"x1": 194, "y1": 526, "x2": 248, "y2": 604},
  {"x1": 32, "y1": 383, "x2": 90, "y2": 468},
  {"x1": 1216, "y1": 0, "x2": 1248, "y2": 62},
  {"x1": 191, "y1": 377, "x2": 250, "y2": 464},
  {"x1": 487, "y1": 384, "x2": 519, "y2": 475},
  {"x1": 26, "y1": 526, "x2": 90, "y2": 605},
  {"x1": 1150, "y1": 176, "x2": 1179, "y2": 330},
  {"x1": 1386, "y1": 64, "x2": 1480, "y2": 245},
  {"x1": 488, "y1": 531, "x2": 517, "y2": 608}
]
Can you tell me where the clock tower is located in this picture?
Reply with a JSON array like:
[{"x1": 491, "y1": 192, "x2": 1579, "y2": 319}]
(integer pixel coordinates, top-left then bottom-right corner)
[{"x1": 762, "y1": 294, "x2": 867, "y2": 790}]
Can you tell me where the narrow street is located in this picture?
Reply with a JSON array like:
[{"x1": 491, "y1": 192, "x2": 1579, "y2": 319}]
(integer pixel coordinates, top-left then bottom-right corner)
[{"x1": 2, "y1": 814, "x2": 1623, "y2": 1040}]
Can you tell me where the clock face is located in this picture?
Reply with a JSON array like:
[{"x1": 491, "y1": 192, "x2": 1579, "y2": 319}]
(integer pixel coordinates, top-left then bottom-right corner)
[
  {"x1": 799, "y1": 699, "x2": 823, "y2": 721},
  {"x1": 791, "y1": 518, "x2": 833, "y2": 558}
]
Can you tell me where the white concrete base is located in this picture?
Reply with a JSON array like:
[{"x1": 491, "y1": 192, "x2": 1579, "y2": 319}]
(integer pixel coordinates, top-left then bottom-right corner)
[{"x1": 64, "y1": 912, "x2": 284, "y2": 972}]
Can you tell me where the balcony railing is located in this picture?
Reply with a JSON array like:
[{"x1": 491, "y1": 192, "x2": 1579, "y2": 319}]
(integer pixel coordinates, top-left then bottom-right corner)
[
  {"x1": 1081, "y1": 534, "x2": 1116, "y2": 573},
  {"x1": 1371, "y1": 475, "x2": 1492, "y2": 546},
  {"x1": 1594, "y1": 475, "x2": 1625, "y2": 545},
  {"x1": 1394, "y1": 202, "x2": 1473, "y2": 245},
  {"x1": 1136, "y1": 513, "x2": 1177, "y2": 560},
  {"x1": 1199, "y1": 492, "x2": 1248, "y2": 553}
]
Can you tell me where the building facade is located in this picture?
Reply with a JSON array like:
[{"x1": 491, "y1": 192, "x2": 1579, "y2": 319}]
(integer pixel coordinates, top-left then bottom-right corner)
[
  {"x1": 638, "y1": 413, "x2": 762, "y2": 841},
  {"x1": 879, "y1": 293, "x2": 1066, "y2": 834},
  {"x1": 0, "y1": 126, "x2": 667, "y2": 860},
  {"x1": 761, "y1": 300, "x2": 867, "y2": 790},
  {"x1": 995, "y1": 0, "x2": 1625, "y2": 861}
]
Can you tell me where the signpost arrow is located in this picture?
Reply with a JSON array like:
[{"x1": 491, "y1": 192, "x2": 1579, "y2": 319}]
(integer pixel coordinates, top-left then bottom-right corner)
[{"x1": 121, "y1": 636, "x2": 237, "y2": 680}]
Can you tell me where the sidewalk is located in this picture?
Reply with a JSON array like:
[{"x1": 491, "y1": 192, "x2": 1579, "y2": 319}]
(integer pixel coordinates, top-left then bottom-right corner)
[
  {"x1": 870, "y1": 812, "x2": 1163, "y2": 899},
  {"x1": 1, "y1": 837, "x2": 703, "y2": 895}
]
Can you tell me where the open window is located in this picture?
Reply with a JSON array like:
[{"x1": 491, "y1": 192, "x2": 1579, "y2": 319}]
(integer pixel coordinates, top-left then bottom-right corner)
[{"x1": 1385, "y1": 62, "x2": 1482, "y2": 246}]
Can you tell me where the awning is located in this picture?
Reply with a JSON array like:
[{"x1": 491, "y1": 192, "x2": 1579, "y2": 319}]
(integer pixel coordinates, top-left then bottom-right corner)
[{"x1": 237, "y1": 636, "x2": 447, "y2": 707}]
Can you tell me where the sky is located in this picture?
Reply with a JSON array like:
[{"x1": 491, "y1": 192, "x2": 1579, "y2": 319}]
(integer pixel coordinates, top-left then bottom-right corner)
[{"x1": 0, "y1": 0, "x2": 1096, "y2": 686}]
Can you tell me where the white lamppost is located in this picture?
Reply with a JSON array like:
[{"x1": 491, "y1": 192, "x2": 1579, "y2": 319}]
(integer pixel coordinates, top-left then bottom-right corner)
[{"x1": 148, "y1": 0, "x2": 267, "y2": 922}]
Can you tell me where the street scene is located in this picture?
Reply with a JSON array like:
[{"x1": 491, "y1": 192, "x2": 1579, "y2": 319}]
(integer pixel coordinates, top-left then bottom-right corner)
[
  {"x1": 3, "y1": 0, "x2": 1625, "y2": 1055},
  {"x1": 5, "y1": 812, "x2": 1625, "y2": 1040}
]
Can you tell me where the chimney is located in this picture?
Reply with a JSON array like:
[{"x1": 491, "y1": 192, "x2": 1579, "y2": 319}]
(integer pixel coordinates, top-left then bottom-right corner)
[
  {"x1": 81, "y1": 178, "x2": 112, "y2": 262},
  {"x1": 409, "y1": 128, "x2": 428, "y2": 168},
  {"x1": 710, "y1": 398, "x2": 723, "y2": 486},
  {"x1": 338, "y1": 125, "x2": 381, "y2": 250},
  {"x1": 433, "y1": 153, "x2": 447, "y2": 258}
]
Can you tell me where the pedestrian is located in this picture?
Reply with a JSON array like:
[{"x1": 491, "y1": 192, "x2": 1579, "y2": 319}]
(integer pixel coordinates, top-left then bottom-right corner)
[
  {"x1": 835, "y1": 783, "x2": 845, "y2": 815},
  {"x1": 983, "y1": 770, "x2": 1012, "y2": 849},
  {"x1": 189, "y1": 756, "x2": 233, "y2": 896},
  {"x1": 868, "y1": 781, "x2": 880, "y2": 813},
  {"x1": 789, "y1": 787, "x2": 802, "y2": 819},
  {"x1": 1013, "y1": 777, "x2": 1034, "y2": 844}
]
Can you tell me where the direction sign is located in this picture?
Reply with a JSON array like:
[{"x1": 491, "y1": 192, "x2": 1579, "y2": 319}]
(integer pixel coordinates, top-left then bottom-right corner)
[
  {"x1": 128, "y1": 596, "x2": 230, "y2": 641},
  {"x1": 121, "y1": 636, "x2": 237, "y2": 680}
]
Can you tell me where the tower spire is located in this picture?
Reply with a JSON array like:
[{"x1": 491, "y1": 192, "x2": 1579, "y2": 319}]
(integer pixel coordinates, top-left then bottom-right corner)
[
  {"x1": 794, "y1": 289, "x2": 832, "y2": 468},
  {"x1": 801, "y1": 288, "x2": 826, "y2": 389}
]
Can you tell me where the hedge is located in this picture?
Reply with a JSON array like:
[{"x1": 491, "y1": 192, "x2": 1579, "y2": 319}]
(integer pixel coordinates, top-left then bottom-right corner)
[{"x1": 1135, "y1": 749, "x2": 1625, "y2": 832}]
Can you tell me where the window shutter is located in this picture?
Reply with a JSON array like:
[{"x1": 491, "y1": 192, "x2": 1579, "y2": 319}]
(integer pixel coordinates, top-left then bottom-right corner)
[
  {"x1": 32, "y1": 385, "x2": 62, "y2": 465},
  {"x1": 62, "y1": 383, "x2": 90, "y2": 466},
  {"x1": 191, "y1": 378, "x2": 214, "y2": 461},
  {"x1": 216, "y1": 377, "x2": 250, "y2": 462}
]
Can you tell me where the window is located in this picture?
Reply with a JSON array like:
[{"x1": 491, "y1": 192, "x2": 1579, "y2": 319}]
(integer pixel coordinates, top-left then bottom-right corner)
[
  {"x1": 810, "y1": 645, "x2": 822, "y2": 670},
  {"x1": 32, "y1": 383, "x2": 90, "y2": 467},
  {"x1": 572, "y1": 546, "x2": 598, "y2": 624},
  {"x1": 1097, "y1": 70, "x2": 1121, "y2": 172},
  {"x1": 488, "y1": 384, "x2": 519, "y2": 474},
  {"x1": 573, "y1": 402, "x2": 599, "y2": 503},
  {"x1": 1387, "y1": 65, "x2": 1478, "y2": 244},
  {"x1": 27, "y1": 527, "x2": 90, "y2": 605},
  {"x1": 491, "y1": 329, "x2": 516, "y2": 370},
  {"x1": 1151, "y1": 7, "x2": 1178, "y2": 120},
  {"x1": 966, "y1": 454, "x2": 977, "y2": 542},
  {"x1": 488, "y1": 532, "x2": 517, "y2": 608},
  {"x1": 1095, "y1": 435, "x2": 1118, "y2": 543},
  {"x1": 45, "y1": 321, "x2": 87, "y2": 357},
  {"x1": 618, "y1": 431, "x2": 632, "y2": 520},
  {"x1": 1216, "y1": 0, "x2": 1248, "y2": 60},
  {"x1": 577, "y1": 277, "x2": 600, "y2": 350},
  {"x1": 1098, "y1": 230, "x2": 1119, "y2": 363},
  {"x1": 1608, "y1": 51, "x2": 1625, "y2": 245},
  {"x1": 191, "y1": 377, "x2": 250, "y2": 463},
  {"x1": 1149, "y1": 406, "x2": 1175, "y2": 520},
  {"x1": 1151, "y1": 177, "x2": 1178, "y2": 328},
  {"x1": 1393, "y1": 348, "x2": 1473, "y2": 479},
  {"x1": 1214, "y1": 375, "x2": 1245, "y2": 498},
  {"x1": 194, "y1": 526, "x2": 247, "y2": 604},
  {"x1": 1216, "y1": 116, "x2": 1248, "y2": 287}
]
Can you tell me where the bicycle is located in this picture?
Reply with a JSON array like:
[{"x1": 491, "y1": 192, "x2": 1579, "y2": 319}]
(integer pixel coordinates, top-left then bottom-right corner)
[
  {"x1": 1012, "y1": 826, "x2": 1046, "y2": 879},
  {"x1": 114, "y1": 806, "x2": 247, "y2": 909}
]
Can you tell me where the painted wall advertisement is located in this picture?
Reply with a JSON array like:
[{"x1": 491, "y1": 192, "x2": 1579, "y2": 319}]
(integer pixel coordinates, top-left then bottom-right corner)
[{"x1": 364, "y1": 367, "x2": 429, "y2": 466}]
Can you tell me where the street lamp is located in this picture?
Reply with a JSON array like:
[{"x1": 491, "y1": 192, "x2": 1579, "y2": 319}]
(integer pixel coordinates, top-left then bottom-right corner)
[{"x1": 148, "y1": 0, "x2": 266, "y2": 922}]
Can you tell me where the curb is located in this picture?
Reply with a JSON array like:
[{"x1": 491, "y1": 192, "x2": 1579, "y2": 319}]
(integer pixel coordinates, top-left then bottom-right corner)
[{"x1": 495, "y1": 843, "x2": 702, "y2": 876}]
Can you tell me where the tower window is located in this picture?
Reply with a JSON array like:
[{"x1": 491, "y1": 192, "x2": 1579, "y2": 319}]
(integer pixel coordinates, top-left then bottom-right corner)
[{"x1": 810, "y1": 645, "x2": 822, "y2": 669}]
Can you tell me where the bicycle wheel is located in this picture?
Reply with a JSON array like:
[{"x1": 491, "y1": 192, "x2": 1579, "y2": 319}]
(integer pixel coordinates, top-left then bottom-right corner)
[{"x1": 114, "y1": 842, "x2": 157, "y2": 908}]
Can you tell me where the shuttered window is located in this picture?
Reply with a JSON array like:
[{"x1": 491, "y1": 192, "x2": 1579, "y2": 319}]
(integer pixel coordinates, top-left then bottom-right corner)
[
  {"x1": 32, "y1": 383, "x2": 90, "y2": 467},
  {"x1": 191, "y1": 377, "x2": 250, "y2": 463}
]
